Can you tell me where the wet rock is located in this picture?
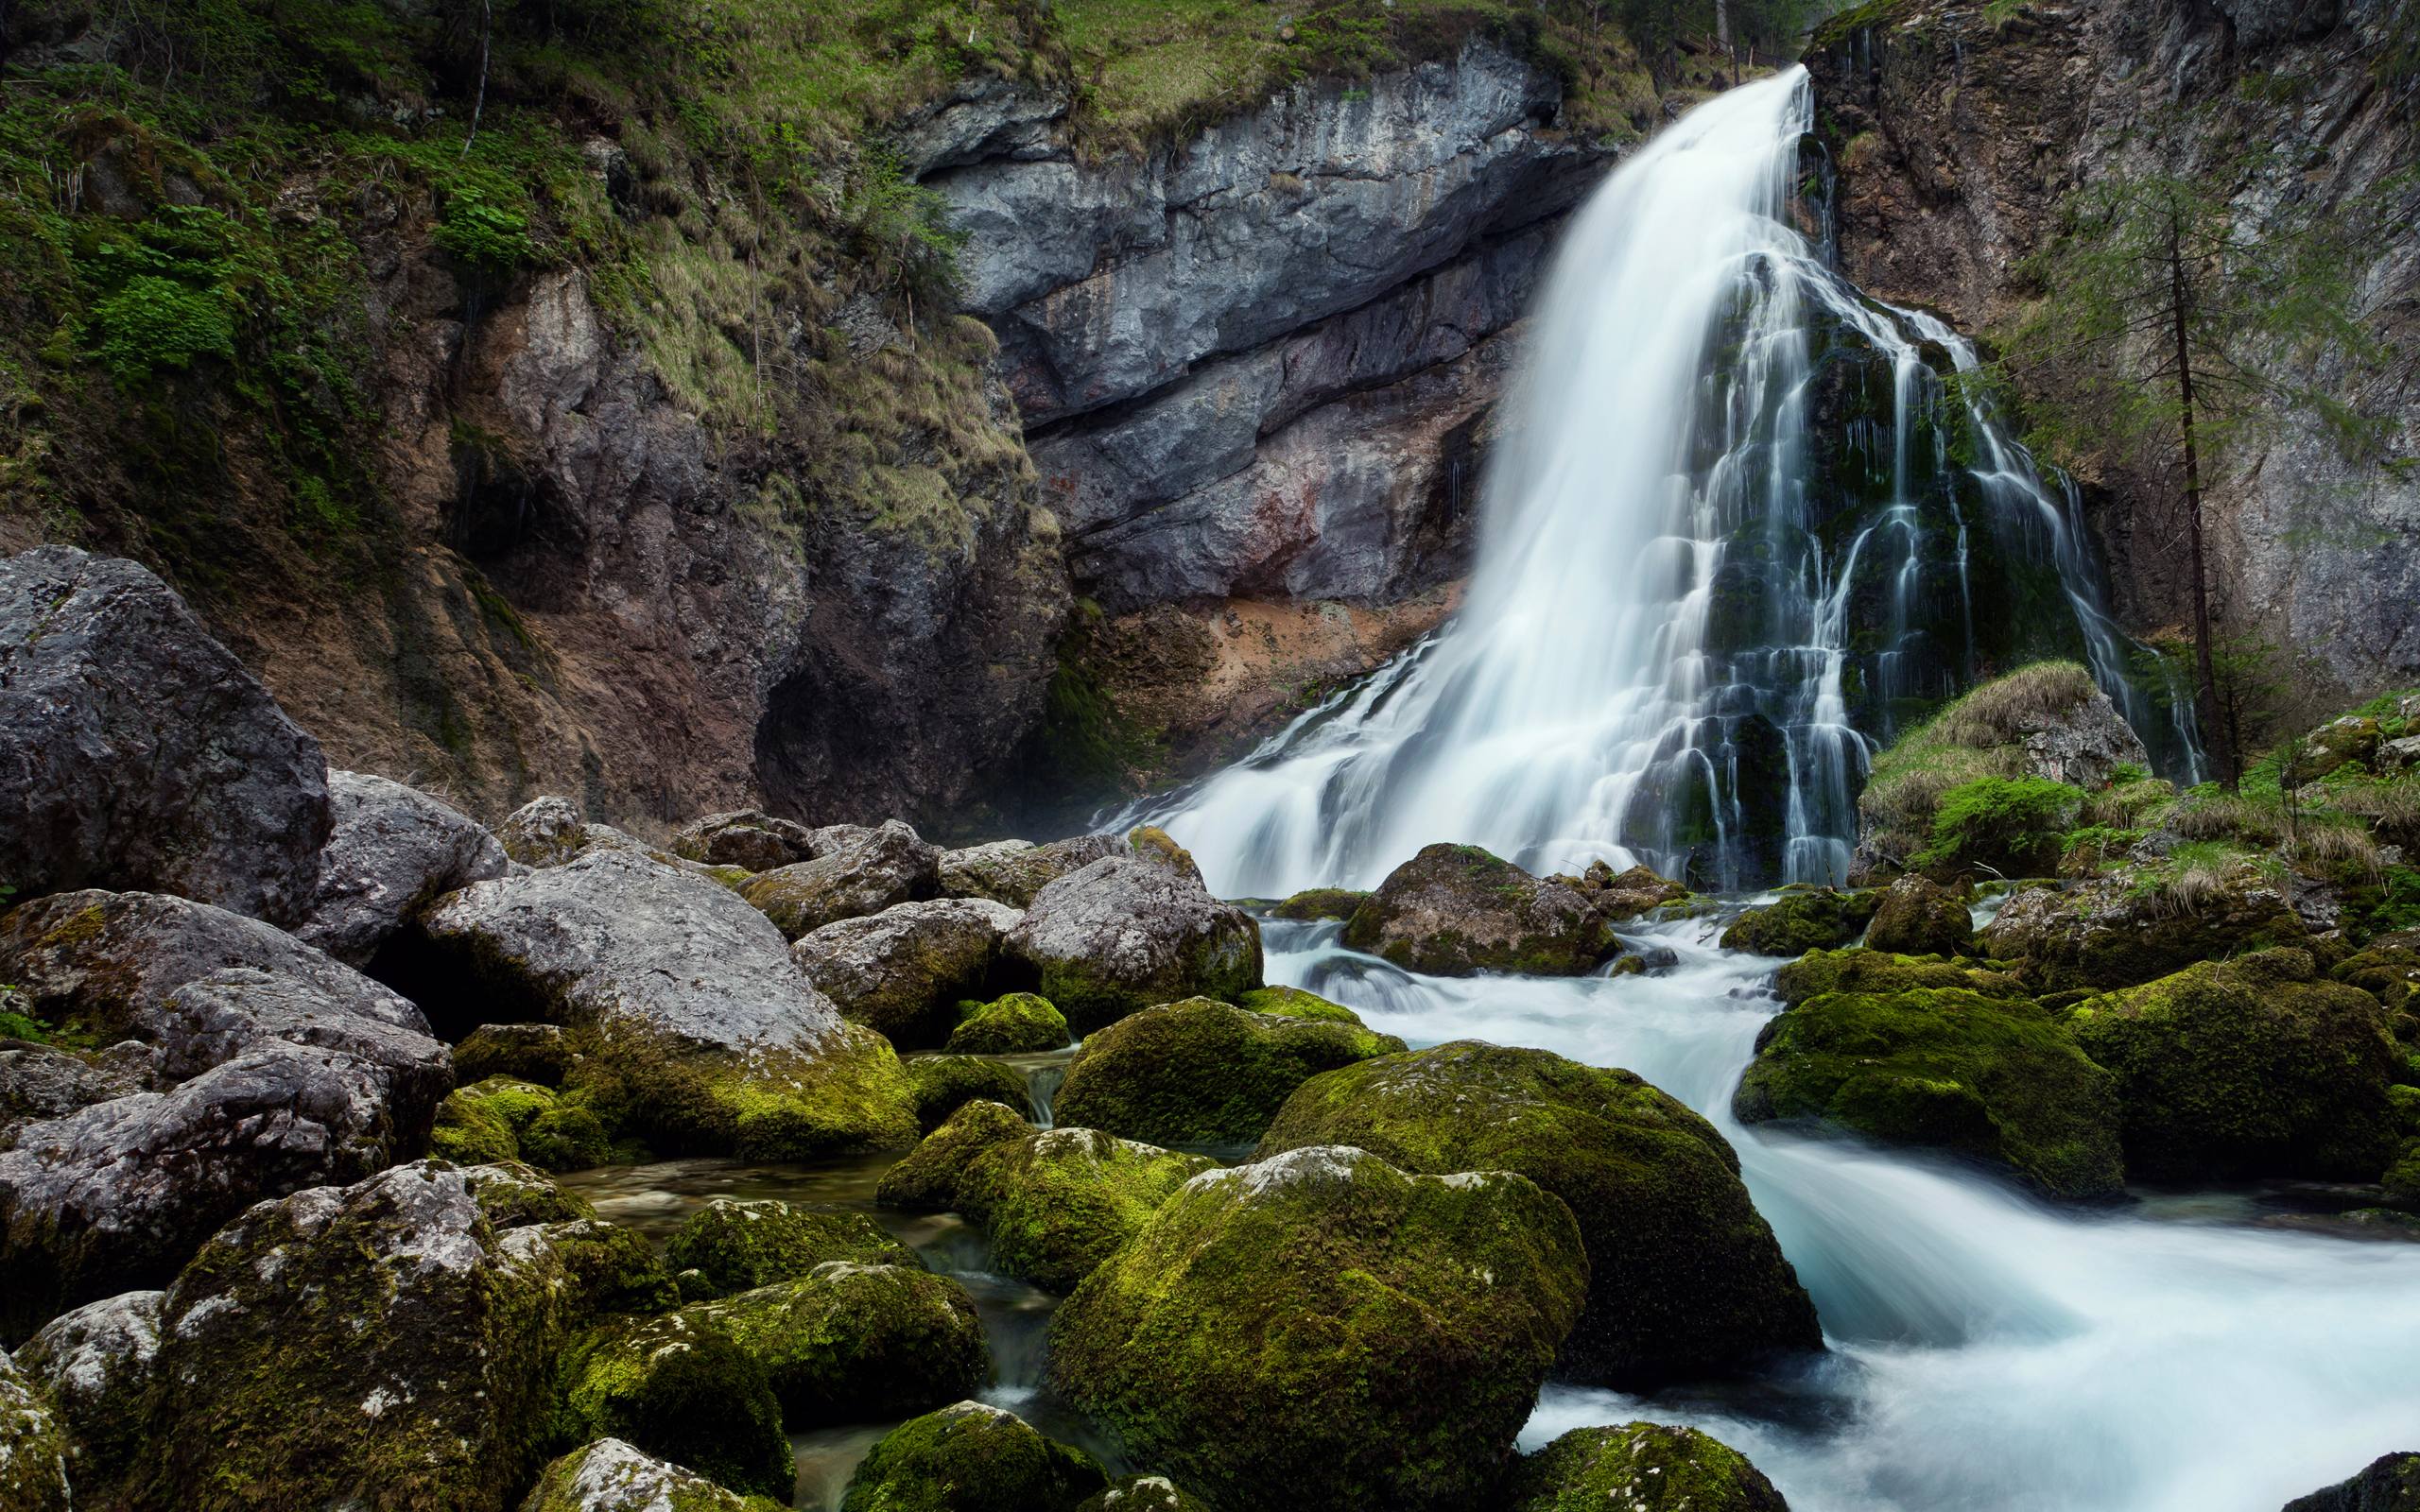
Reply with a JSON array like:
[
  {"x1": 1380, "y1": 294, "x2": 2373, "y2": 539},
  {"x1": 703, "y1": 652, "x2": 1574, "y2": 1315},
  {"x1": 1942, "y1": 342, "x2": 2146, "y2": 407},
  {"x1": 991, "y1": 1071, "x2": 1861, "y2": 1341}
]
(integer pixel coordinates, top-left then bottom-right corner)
[
  {"x1": 739, "y1": 820, "x2": 942, "y2": 938},
  {"x1": 1735, "y1": 959, "x2": 2125, "y2": 1199},
  {"x1": 905, "y1": 1055, "x2": 1035, "y2": 1130},
  {"x1": 1005, "y1": 852, "x2": 1262, "y2": 1034},
  {"x1": 522, "y1": 1437, "x2": 772, "y2": 1512},
  {"x1": 1270, "y1": 887, "x2": 1371, "y2": 922},
  {"x1": 1981, "y1": 866, "x2": 2308, "y2": 991},
  {"x1": 792, "y1": 899, "x2": 1022, "y2": 1048},
  {"x1": 1341, "y1": 843, "x2": 1619, "y2": 977},
  {"x1": 0, "y1": 1349, "x2": 71, "y2": 1512},
  {"x1": 1056, "y1": 996, "x2": 1405, "y2": 1148},
  {"x1": 294, "y1": 770, "x2": 510, "y2": 968},
  {"x1": 0, "y1": 546, "x2": 330, "y2": 926},
  {"x1": 126, "y1": 1160, "x2": 614, "y2": 1512},
  {"x1": 1505, "y1": 1422, "x2": 1789, "y2": 1512},
  {"x1": 940, "y1": 833, "x2": 1131, "y2": 908},
  {"x1": 1049, "y1": 1145, "x2": 1589, "y2": 1512},
  {"x1": 840, "y1": 1400, "x2": 1107, "y2": 1512},
  {"x1": 430, "y1": 1076, "x2": 613, "y2": 1172},
  {"x1": 1719, "y1": 886, "x2": 1882, "y2": 957},
  {"x1": 1258, "y1": 1041, "x2": 1818, "y2": 1385},
  {"x1": 552, "y1": 1314, "x2": 793, "y2": 1501},
  {"x1": 944, "y1": 991, "x2": 1070, "y2": 1055},
  {"x1": 670, "y1": 810, "x2": 816, "y2": 873},
  {"x1": 12, "y1": 1289, "x2": 163, "y2": 1483},
  {"x1": 418, "y1": 848, "x2": 918, "y2": 1158},
  {"x1": 664, "y1": 1197, "x2": 921, "y2": 1298},
  {"x1": 678, "y1": 1263, "x2": 990, "y2": 1426},
  {"x1": 456, "y1": 1022, "x2": 577, "y2": 1086},
  {"x1": 1862, "y1": 874, "x2": 1975, "y2": 956},
  {"x1": 2067, "y1": 948, "x2": 2404, "y2": 1183},
  {"x1": 2281, "y1": 1452, "x2": 2420, "y2": 1512}
]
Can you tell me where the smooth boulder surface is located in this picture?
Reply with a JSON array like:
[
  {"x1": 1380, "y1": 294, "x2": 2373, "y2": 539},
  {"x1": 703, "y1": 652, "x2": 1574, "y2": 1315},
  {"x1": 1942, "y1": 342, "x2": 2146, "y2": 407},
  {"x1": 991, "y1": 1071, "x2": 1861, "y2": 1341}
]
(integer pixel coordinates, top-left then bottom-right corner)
[
  {"x1": 1049, "y1": 1145, "x2": 1590, "y2": 1512},
  {"x1": 0, "y1": 1349, "x2": 71, "y2": 1512},
  {"x1": 739, "y1": 820, "x2": 942, "y2": 938},
  {"x1": 0, "y1": 546, "x2": 330, "y2": 926},
  {"x1": 1861, "y1": 874, "x2": 1975, "y2": 957},
  {"x1": 1006, "y1": 852, "x2": 1262, "y2": 1033},
  {"x1": 1340, "y1": 843, "x2": 1618, "y2": 976},
  {"x1": 1981, "y1": 868, "x2": 2308, "y2": 991},
  {"x1": 417, "y1": 848, "x2": 918, "y2": 1157},
  {"x1": 1735, "y1": 957, "x2": 2125, "y2": 1199},
  {"x1": 840, "y1": 1400, "x2": 1108, "y2": 1512},
  {"x1": 941, "y1": 833, "x2": 1130, "y2": 908},
  {"x1": 294, "y1": 770, "x2": 510, "y2": 967},
  {"x1": 945, "y1": 991, "x2": 1070, "y2": 1055},
  {"x1": 1256, "y1": 1041, "x2": 1818, "y2": 1384},
  {"x1": 12, "y1": 1289, "x2": 164, "y2": 1482},
  {"x1": 2068, "y1": 949, "x2": 2404, "y2": 1183},
  {"x1": 671, "y1": 810, "x2": 817, "y2": 872},
  {"x1": 1719, "y1": 886, "x2": 1881, "y2": 956},
  {"x1": 1054, "y1": 996, "x2": 1406, "y2": 1147},
  {"x1": 2283, "y1": 1452, "x2": 2420, "y2": 1512},
  {"x1": 522, "y1": 1437, "x2": 783, "y2": 1512},
  {"x1": 1504, "y1": 1422, "x2": 1790, "y2": 1512},
  {"x1": 791, "y1": 898, "x2": 1022, "y2": 1048},
  {"x1": 663, "y1": 1197, "x2": 921, "y2": 1298}
]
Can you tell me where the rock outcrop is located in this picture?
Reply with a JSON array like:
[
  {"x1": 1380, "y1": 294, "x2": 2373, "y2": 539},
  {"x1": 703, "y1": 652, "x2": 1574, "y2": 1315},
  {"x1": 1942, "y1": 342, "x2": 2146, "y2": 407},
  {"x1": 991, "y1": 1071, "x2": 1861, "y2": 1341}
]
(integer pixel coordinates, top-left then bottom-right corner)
[
  {"x1": 1005, "y1": 852, "x2": 1263, "y2": 1034},
  {"x1": 1341, "y1": 843, "x2": 1619, "y2": 976},
  {"x1": 295, "y1": 769, "x2": 511, "y2": 967}
]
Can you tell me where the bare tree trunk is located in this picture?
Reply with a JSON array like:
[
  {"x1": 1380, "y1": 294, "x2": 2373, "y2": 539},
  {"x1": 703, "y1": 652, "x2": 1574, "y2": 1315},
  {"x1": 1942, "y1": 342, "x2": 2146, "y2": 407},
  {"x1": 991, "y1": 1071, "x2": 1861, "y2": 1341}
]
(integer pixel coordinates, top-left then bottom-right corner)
[
  {"x1": 2169, "y1": 213, "x2": 2231, "y2": 785},
  {"x1": 461, "y1": 0, "x2": 493, "y2": 159}
]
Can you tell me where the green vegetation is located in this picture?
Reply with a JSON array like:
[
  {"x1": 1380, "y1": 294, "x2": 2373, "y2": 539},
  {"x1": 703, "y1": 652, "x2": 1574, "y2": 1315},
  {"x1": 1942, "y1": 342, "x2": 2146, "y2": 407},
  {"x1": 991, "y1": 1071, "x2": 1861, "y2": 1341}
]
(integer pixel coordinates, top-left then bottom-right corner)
[
  {"x1": 1718, "y1": 885, "x2": 1881, "y2": 955},
  {"x1": 1858, "y1": 661, "x2": 2102, "y2": 871},
  {"x1": 1507, "y1": 1422, "x2": 1789, "y2": 1512},
  {"x1": 841, "y1": 1401, "x2": 1107, "y2": 1512},
  {"x1": 1052, "y1": 995, "x2": 1406, "y2": 1147},
  {"x1": 662, "y1": 1198, "x2": 920, "y2": 1298},
  {"x1": 1915, "y1": 776, "x2": 2085, "y2": 879}
]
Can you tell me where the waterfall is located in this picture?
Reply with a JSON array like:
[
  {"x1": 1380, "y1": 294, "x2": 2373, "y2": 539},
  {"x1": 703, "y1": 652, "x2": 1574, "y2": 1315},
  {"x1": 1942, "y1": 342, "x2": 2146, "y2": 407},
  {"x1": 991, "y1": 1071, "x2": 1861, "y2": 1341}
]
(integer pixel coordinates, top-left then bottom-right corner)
[{"x1": 1137, "y1": 67, "x2": 2198, "y2": 899}]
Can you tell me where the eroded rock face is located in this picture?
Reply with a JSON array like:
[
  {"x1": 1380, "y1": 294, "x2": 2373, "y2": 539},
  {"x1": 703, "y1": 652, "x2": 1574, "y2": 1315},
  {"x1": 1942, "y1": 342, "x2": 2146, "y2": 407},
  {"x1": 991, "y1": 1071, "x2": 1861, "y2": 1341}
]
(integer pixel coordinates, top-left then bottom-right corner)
[
  {"x1": 295, "y1": 770, "x2": 510, "y2": 967},
  {"x1": 0, "y1": 546, "x2": 331, "y2": 926},
  {"x1": 1005, "y1": 853, "x2": 1262, "y2": 1034},
  {"x1": 1341, "y1": 844, "x2": 1618, "y2": 976},
  {"x1": 1049, "y1": 1145, "x2": 1590, "y2": 1512},
  {"x1": 791, "y1": 898, "x2": 1022, "y2": 1048}
]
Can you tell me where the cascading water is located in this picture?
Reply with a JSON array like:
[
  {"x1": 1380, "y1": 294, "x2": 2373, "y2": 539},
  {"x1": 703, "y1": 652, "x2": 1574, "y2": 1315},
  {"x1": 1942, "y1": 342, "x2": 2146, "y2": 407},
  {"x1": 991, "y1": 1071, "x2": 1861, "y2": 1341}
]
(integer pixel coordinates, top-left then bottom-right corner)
[{"x1": 1138, "y1": 66, "x2": 2196, "y2": 899}]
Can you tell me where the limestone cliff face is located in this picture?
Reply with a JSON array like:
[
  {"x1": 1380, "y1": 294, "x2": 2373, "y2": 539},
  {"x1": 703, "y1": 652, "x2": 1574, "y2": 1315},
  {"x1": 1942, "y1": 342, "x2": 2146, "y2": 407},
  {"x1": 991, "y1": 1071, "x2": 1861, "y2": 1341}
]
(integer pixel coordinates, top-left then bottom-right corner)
[{"x1": 1807, "y1": 0, "x2": 2419, "y2": 701}]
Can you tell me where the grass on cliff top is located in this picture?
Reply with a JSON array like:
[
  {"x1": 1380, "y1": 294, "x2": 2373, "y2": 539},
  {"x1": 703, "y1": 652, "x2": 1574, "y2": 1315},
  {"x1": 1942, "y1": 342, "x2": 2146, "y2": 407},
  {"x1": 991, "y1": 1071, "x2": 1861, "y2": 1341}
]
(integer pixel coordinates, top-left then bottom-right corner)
[{"x1": 1862, "y1": 662, "x2": 2100, "y2": 833}]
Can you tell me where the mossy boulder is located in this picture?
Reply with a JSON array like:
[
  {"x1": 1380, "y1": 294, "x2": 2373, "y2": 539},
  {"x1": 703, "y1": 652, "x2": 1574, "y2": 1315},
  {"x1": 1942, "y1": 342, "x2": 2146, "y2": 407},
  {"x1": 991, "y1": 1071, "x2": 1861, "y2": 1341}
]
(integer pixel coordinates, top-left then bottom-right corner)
[
  {"x1": 1735, "y1": 976, "x2": 2125, "y2": 1199},
  {"x1": 946, "y1": 992, "x2": 1071, "y2": 1055},
  {"x1": 1234, "y1": 984, "x2": 1367, "y2": 1022},
  {"x1": 2066, "y1": 949, "x2": 2404, "y2": 1183},
  {"x1": 1270, "y1": 887, "x2": 1371, "y2": 921},
  {"x1": 1341, "y1": 843, "x2": 1619, "y2": 976},
  {"x1": 432, "y1": 1076, "x2": 614, "y2": 1172},
  {"x1": 1005, "y1": 852, "x2": 1263, "y2": 1034},
  {"x1": 2282, "y1": 1451, "x2": 2420, "y2": 1512},
  {"x1": 1256, "y1": 1042, "x2": 1818, "y2": 1385},
  {"x1": 792, "y1": 899, "x2": 1023, "y2": 1049},
  {"x1": 737, "y1": 820, "x2": 942, "y2": 938},
  {"x1": 455, "y1": 1022, "x2": 576, "y2": 1086},
  {"x1": 552, "y1": 1317, "x2": 794, "y2": 1501},
  {"x1": 1559, "y1": 861, "x2": 1695, "y2": 922},
  {"x1": 680, "y1": 1263, "x2": 990, "y2": 1426},
  {"x1": 1719, "y1": 885, "x2": 1881, "y2": 956},
  {"x1": 12, "y1": 1289, "x2": 163, "y2": 1486},
  {"x1": 1075, "y1": 1476, "x2": 1213, "y2": 1512},
  {"x1": 840, "y1": 1400, "x2": 1108, "y2": 1512},
  {"x1": 524, "y1": 1437, "x2": 788, "y2": 1511},
  {"x1": 940, "y1": 833, "x2": 1131, "y2": 908},
  {"x1": 2335, "y1": 943, "x2": 2420, "y2": 1017},
  {"x1": 1504, "y1": 1422, "x2": 1789, "y2": 1512},
  {"x1": 663, "y1": 1197, "x2": 920, "y2": 1298},
  {"x1": 1980, "y1": 866, "x2": 2308, "y2": 991},
  {"x1": 1054, "y1": 997, "x2": 1408, "y2": 1147},
  {"x1": 1772, "y1": 948, "x2": 2024, "y2": 1007},
  {"x1": 1048, "y1": 1145, "x2": 1589, "y2": 1512},
  {"x1": 1863, "y1": 874, "x2": 1974, "y2": 956},
  {"x1": 671, "y1": 810, "x2": 817, "y2": 873},
  {"x1": 562, "y1": 1019, "x2": 922, "y2": 1163},
  {"x1": 905, "y1": 1055, "x2": 1034, "y2": 1130},
  {"x1": 876, "y1": 1098, "x2": 1034, "y2": 1211},
  {"x1": 0, "y1": 1351, "x2": 71, "y2": 1512}
]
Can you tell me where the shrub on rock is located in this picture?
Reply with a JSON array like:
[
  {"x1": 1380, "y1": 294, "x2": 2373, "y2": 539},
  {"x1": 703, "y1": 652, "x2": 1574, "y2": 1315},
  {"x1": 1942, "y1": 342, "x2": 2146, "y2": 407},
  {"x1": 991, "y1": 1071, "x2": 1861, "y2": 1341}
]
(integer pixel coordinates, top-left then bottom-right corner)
[
  {"x1": 1718, "y1": 885, "x2": 1880, "y2": 956},
  {"x1": 738, "y1": 820, "x2": 942, "y2": 938},
  {"x1": 1504, "y1": 1422, "x2": 1789, "y2": 1512},
  {"x1": 1340, "y1": 844, "x2": 1621, "y2": 976},
  {"x1": 1048, "y1": 1145, "x2": 1589, "y2": 1512},
  {"x1": 905, "y1": 1055, "x2": 1034, "y2": 1129},
  {"x1": 1054, "y1": 997, "x2": 1406, "y2": 1147},
  {"x1": 941, "y1": 834, "x2": 1131, "y2": 908},
  {"x1": 1005, "y1": 852, "x2": 1262, "y2": 1034},
  {"x1": 664, "y1": 1197, "x2": 920, "y2": 1298},
  {"x1": 524, "y1": 1437, "x2": 786, "y2": 1512},
  {"x1": 945, "y1": 992, "x2": 1070, "y2": 1055},
  {"x1": 792, "y1": 899, "x2": 1023, "y2": 1048},
  {"x1": 1863, "y1": 874, "x2": 1975, "y2": 956},
  {"x1": 1257, "y1": 1041, "x2": 1817, "y2": 1384},
  {"x1": 2066, "y1": 948, "x2": 2404, "y2": 1182},
  {"x1": 840, "y1": 1400, "x2": 1108, "y2": 1512},
  {"x1": 1910, "y1": 776, "x2": 2084, "y2": 882},
  {"x1": 295, "y1": 770, "x2": 510, "y2": 968}
]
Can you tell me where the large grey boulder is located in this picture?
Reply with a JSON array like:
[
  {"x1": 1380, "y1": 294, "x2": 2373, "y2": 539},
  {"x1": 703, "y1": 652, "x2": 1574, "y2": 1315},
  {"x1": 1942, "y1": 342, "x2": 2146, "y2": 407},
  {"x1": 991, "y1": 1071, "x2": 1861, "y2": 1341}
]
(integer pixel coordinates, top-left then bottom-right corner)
[
  {"x1": 418, "y1": 849, "x2": 919, "y2": 1156},
  {"x1": 1340, "y1": 843, "x2": 1618, "y2": 977},
  {"x1": 737, "y1": 819, "x2": 942, "y2": 938},
  {"x1": 294, "y1": 770, "x2": 510, "y2": 968},
  {"x1": 522, "y1": 1437, "x2": 769, "y2": 1512},
  {"x1": 0, "y1": 1349, "x2": 71, "y2": 1512},
  {"x1": 791, "y1": 898, "x2": 1023, "y2": 1049},
  {"x1": 1005, "y1": 851, "x2": 1262, "y2": 1034},
  {"x1": 669, "y1": 809, "x2": 816, "y2": 872},
  {"x1": 940, "y1": 833, "x2": 1131, "y2": 908},
  {"x1": 0, "y1": 1040, "x2": 142, "y2": 1147},
  {"x1": 13, "y1": 1289, "x2": 164, "y2": 1482},
  {"x1": 0, "y1": 546, "x2": 330, "y2": 924}
]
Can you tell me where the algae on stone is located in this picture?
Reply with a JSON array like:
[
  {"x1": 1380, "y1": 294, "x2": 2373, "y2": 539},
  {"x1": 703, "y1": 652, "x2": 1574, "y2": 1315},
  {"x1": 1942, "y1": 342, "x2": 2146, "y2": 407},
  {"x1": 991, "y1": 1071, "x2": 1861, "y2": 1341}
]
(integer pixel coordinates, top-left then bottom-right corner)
[
  {"x1": 839, "y1": 1400, "x2": 1108, "y2": 1512},
  {"x1": 431, "y1": 1075, "x2": 613, "y2": 1172},
  {"x1": 680, "y1": 1263, "x2": 990, "y2": 1426},
  {"x1": 905, "y1": 1055, "x2": 1037, "y2": 1130},
  {"x1": 1719, "y1": 885, "x2": 1881, "y2": 956},
  {"x1": 1054, "y1": 996, "x2": 1407, "y2": 1147},
  {"x1": 663, "y1": 1197, "x2": 921, "y2": 1298},
  {"x1": 1503, "y1": 1421, "x2": 1789, "y2": 1512},
  {"x1": 946, "y1": 992, "x2": 1071, "y2": 1055}
]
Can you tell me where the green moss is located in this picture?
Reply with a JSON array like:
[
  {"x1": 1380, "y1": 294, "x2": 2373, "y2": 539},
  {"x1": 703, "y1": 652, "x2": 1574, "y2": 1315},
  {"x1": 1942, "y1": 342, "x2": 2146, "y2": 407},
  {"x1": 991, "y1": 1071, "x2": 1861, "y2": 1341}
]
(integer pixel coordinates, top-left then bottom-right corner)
[
  {"x1": 1257, "y1": 1041, "x2": 1818, "y2": 1385},
  {"x1": 1505, "y1": 1422, "x2": 1788, "y2": 1512},
  {"x1": 1718, "y1": 886, "x2": 1883, "y2": 956},
  {"x1": 1270, "y1": 887, "x2": 1371, "y2": 921},
  {"x1": 566, "y1": 1022, "x2": 921, "y2": 1161},
  {"x1": 1340, "y1": 842, "x2": 1619, "y2": 977},
  {"x1": 840, "y1": 1400, "x2": 1107, "y2": 1512},
  {"x1": 664, "y1": 1198, "x2": 921, "y2": 1298},
  {"x1": 1736, "y1": 984, "x2": 2126, "y2": 1199},
  {"x1": 957, "y1": 1126, "x2": 1218, "y2": 1293},
  {"x1": 1914, "y1": 776, "x2": 2087, "y2": 879},
  {"x1": 1054, "y1": 996, "x2": 1406, "y2": 1148},
  {"x1": 945, "y1": 992, "x2": 1070, "y2": 1055},
  {"x1": 1233, "y1": 984, "x2": 1363, "y2": 1023},
  {"x1": 429, "y1": 1076, "x2": 614, "y2": 1173},
  {"x1": 552, "y1": 1320, "x2": 794, "y2": 1501},
  {"x1": 876, "y1": 1098, "x2": 1035, "y2": 1212},
  {"x1": 905, "y1": 1054, "x2": 1036, "y2": 1130},
  {"x1": 683, "y1": 1264, "x2": 990, "y2": 1427},
  {"x1": 524, "y1": 1440, "x2": 786, "y2": 1511},
  {"x1": 1774, "y1": 948, "x2": 2024, "y2": 1007}
]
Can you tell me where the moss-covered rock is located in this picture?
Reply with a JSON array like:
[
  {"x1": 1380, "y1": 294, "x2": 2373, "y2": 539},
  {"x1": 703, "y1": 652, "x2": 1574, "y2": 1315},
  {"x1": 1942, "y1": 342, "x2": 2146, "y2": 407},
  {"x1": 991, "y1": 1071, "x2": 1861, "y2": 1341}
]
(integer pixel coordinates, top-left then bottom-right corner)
[
  {"x1": 454, "y1": 1022, "x2": 576, "y2": 1086},
  {"x1": 1863, "y1": 874, "x2": 1975, "y2": 956},
  {"x1": 524, "y1": 1436, "x2": 789, "y2": 1511},
  {"x1": 552, "y1": 1314, "x2": 795, "y2": 1502},
  {"x1": 840, "y1": 1400, "x2": 1109, "y2": 1512},
  {"x1": 946, "y1": 992, "x2": 1071, "y2": 1055},
  {"x1": 1979, "y1": 865, "x2": 2308, "y2": 992},
  {"x1": 736, "y1": 820, "x2": 942, "y2": 939},
  {"x1": 1504, "y1": 1422, "x2": 1789, "y2": 1512},
  {"x1": 1074, "y1": 1476, "x2": 1213, "y2": 1512},
  {"x1": 905, "y1": 1055, "x2": 1036, "y2": 1130},
  {"x1": 2281, "y1": 1451, "x2": 2420, "y2": 1512},
  {"x1": 664, "y1": 1197, "x2": 921, "y2": 1298},
  {"x1": 1048, "y1": 1145, "x2": 1589, "y2": 1512},
  {"x1": 0, "y1": 1351, "x2": 71, "y2": 1512},
  {"x1": 1735, "y1": 977, "x2": 2125, "y2": 1199},
  {"x1": 1719, "y1": 885, "x2": 1882, "y2": 956},
  {"x1": 1233, "y1": 984, "x2": 1367, "y2": 1023},
  {"x1": 1341, "y1": 843, "x2": 1620, "y2": 976},
  {"x1": 792, "y1": 898, "x2": 1022, "y2": 1049},
  {"x1": 1270, "y1": 887, "x2": 1371, "y2": 921},
  {"x1": 564, "y1": 1019, "x2": 922, "y2": 1162},
  {"x1": 1006, "y1": 852, "x2": 1263, "y2": 1034},
  {"x1": 939, "y1": 834, "x2": 1131, "y2": 909},
  {"x1": 1055, "y1": 997, "x2": 1407, "y2": 1147},
  {"x1": 958, "y1": 1125, "x2": 1219, "y2": 1293},
  {"x1": 681, "y1": 1263, "x2": 990, "y2": 1426},
  {"x1": 671, "y1": 810, "x2": 817, "y2": 873},
  {"x1": 2066, "y1": 949, "x2": 2404, "y2": 1183},
  {"x1": 876, "y1": 1099, "x2": 1036, "y2": 1211},
  {"x1": 432, "y1": 1075, "x2": 614, "y2": 1172},
  {"x1": 1772, "y1": 948, "x2": 2025, "y2": 1007},
  {"x1": 1256, "y1": 1042, "x2": 1817, "y2": 1385},
  {"x1": 12, "y1": 1289, "x2": 163, "y2": 1487},
  {"x1": 2336, "y1": 943, "x2": 2420, "y2": 1018}
]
